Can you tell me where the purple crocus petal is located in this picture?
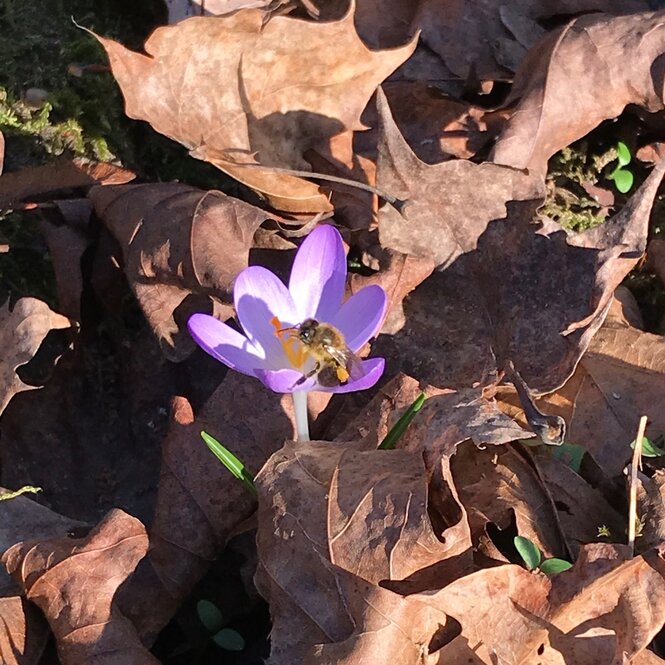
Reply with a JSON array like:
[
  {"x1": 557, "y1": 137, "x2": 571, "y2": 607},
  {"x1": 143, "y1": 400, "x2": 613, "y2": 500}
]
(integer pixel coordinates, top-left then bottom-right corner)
[
  {"x1": 234, "y1": 266, "x2": 298, "y2": 368},
  {"x1": 256, "y1": 367, "x2": 316, "y2": 393},
  {"x1": 323, "y1": 358, "x2": 385, "y2": 394},
  {"x1": 331, "y1": 285, "x2": 387, "y2": 351},
  {"x1": 188, "y1": 313, "x2": 264, "y2": 375},
  {"x1": 257, "y1": 357, "x2": 385, "y2": 394},
  {"x1": 288, "y1": 225, "x2": 346, "y2": 322}
]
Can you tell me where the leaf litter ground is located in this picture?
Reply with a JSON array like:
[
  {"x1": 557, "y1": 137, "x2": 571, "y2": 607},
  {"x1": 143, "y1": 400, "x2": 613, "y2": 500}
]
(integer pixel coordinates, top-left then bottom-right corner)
[{"x1": 3, "y1": 2, "x2": 665, "y2": 664}]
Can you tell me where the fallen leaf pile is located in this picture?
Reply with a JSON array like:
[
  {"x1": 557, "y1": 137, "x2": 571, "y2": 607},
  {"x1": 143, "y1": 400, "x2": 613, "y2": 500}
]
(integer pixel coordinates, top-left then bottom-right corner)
[{"x1": 2, "y1": 2, "x2": 665, "y2": 664}]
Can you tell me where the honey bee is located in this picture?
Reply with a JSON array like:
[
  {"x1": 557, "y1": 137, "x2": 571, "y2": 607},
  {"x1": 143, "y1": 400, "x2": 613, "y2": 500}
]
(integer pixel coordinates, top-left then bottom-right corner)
[{"x1": 279, "y1": 318, "x2": 365, "y2": 387}]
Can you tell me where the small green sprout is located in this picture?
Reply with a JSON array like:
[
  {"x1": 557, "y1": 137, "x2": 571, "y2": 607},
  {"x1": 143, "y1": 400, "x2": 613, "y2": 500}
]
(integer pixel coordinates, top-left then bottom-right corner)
[
  {"x1": 200, "y1": 431, "x2": 256, "y2": 495},
  {"x1": 196, "y1": 600, "x2": 246, "y2": 652},
  {"x1": 514, "y1": 536, "x2": 573, "y2": 576},
  {"x1": 378, "y1": 392, "x2": 427, "y2": 450},
  {"x1": 552, "y1": 442, "x2": 585, "y2": 473},
  {"x1": 608, "y1": 141, "x2": 634, "y2": 194},
  {"x1": 631, "y1": 435, "x2": 665, "y2": 458},
  {"x1": 597, "y1": 525, "x2": 611, "y2": 538}
]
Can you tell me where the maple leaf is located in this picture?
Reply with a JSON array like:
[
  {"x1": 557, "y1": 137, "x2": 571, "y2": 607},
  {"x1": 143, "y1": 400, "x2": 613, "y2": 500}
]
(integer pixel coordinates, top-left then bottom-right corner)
[{"x1": 96, "y1": 7, "x2": 416, "y2": 213}]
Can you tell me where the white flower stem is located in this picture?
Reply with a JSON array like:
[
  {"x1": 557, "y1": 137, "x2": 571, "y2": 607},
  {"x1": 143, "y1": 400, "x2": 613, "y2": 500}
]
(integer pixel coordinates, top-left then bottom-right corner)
[{"x1": 292, "y1": 391, "x2": 310, "y2": 442}]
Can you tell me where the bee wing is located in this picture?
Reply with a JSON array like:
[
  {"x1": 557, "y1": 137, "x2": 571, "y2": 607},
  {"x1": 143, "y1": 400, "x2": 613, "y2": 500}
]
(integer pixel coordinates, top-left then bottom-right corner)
[{"x1": 325, "y1": 344, "x2": 365, "y2": 381}]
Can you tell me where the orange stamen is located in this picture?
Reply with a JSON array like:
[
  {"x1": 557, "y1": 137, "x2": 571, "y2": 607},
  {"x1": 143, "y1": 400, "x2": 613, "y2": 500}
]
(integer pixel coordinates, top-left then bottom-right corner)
[{"x1": 270, "y1": 316, "x2": 307, "y2": 369}]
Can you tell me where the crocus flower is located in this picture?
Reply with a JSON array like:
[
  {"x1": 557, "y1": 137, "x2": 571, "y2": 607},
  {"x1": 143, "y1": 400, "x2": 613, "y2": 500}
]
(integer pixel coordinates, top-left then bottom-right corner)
[{"x1": 188, "y1": 225, "x2": 387, "y2": 401}]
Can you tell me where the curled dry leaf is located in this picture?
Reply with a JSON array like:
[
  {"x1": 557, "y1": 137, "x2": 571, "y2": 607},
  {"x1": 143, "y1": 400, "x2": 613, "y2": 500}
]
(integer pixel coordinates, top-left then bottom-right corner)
[
  {"x1": 0, "y1": 297, "x2": 71, "y2": 416},
  {"x1": 502, "y1": 315, "x2": 665, "y2": 477},
  {"x1": 117, "y1": 371, "x2": 304, "y2": 643},
  {"x1": 0, "y1": 157, "x2": 135, "y2": 209},
  {"x1": 97, "y1": 7, "x2": 416, "y2": 213},
  {"x1": 90, "y1": 183, "x2": 274, "y2": 361},
  {"x1": 2, "y1": 509, "x2": 157, "y2": 665},
  {"x1": 452, "y1": 442, "x2": 566, "y2": 562},
  {"x1": 492, "y1": 10, "x2": 665, "y2": 176}
]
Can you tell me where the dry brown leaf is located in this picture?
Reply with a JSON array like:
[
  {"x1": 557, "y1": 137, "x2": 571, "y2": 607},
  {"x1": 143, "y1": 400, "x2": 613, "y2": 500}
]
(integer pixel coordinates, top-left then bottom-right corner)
[
  {"x1": 528, "y1": 448, "x2": 625, "y2": 557},
  {"x1": 116, "y1": 371, "x2": 310, "y2": 643},
  {"x1": 0, "y1": 297, "x2": 71, "y2": 416},
  {"x1": 0, "y1": 495, "x2": 83, "y2": 665},
  {"x1": 2, "y1": 509, "x2": 157, "y2": 665},
  {"x1": 492, "y1": 11, "x2": 665, "y2": 176},
  {"x1": 638, "y1": 469, "x2": 665, "y2": 551},
  {"x1": 90, "y1": 183, "x2": 274, "y2": 361},
  {"x1": 0, "y1": 493, "x2": 85, "y2": 592},
  {"x1": 399, "y1": 390, "x2": 534, "y2": 467},
  {"x1": 433, "y1": 544, "x2": 665, "y2": 664},
  {"x1": 349, "y1": 250, "x2": 435, "y2": 334},
  {"x1": 648, "y1": 237, "x2": 665, "y2": 289},
  {"x1": 97, "y1": 8, "x2": 416, "y2": 212},
  {"x1": 39, "y1": 217, "x2": 89, "y2": 321},
  {"x1": 374, "y1": 93, "x2": 665, "y2": 397},
  {"x1": 506, "y1": 317, "x2": 665, "y2": 476},
  {"x1": 0, "y1": 596, "x2": 49, "y2": 665},
  {"x1": 0, "y1": 157, "x2": 134, "y2": 208},
  {"x1": 255, "y1": 438, "x2": 466, "y2": 663},
  {"x1": 375, "y1": 87, "x2": 543, "y2": 268},
  {"x1": 453, "y1": 442, "x2": 565, "y2": 562}
]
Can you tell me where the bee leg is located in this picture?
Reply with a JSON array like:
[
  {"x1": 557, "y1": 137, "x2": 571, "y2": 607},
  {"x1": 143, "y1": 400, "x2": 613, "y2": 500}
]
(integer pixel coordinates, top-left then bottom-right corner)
[{"x1": 292, "y1": 362, "x2": 320, "y2": 388}]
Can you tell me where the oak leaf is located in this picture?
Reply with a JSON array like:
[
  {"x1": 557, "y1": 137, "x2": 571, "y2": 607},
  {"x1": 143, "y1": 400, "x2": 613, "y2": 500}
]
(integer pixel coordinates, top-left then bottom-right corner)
[
  {"x1": 0, "y1": 298, "x2": 71, "y2": 416},
  {"x1": 492, "y1": 10, "x2": 665, "y2": 176}
]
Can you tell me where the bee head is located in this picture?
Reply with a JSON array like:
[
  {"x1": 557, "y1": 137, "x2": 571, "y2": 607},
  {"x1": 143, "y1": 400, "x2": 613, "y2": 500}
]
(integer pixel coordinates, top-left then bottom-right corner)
[{"x1": 298, "y1": 318, "x2": 318, "y2": 344}]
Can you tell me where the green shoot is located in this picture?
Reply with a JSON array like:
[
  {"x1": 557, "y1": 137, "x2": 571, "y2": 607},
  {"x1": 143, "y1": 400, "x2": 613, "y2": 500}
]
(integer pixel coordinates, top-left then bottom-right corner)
[
  {"x1": 378, "y1": 392, "x2": 427, "y2": 450},
  {"x1": 197, "y1": 599, "x2": 246, "y2": 652},
  {"x1": 631, "y1": 435, "x2": 665, "y2": 458},
  {"x1": 539, "y1": 558, "x2": 573, "y2": 575},
  {"x1": 514, "y1": 535, "x2": 573, "y2": 576},
  {"x1": 608, "y1": 141, "x2": 634, "y2": 193},
  {"x1": 514, "y1": 536, "x2": 541, "y2": 570},
  {"x1": 201, "y1": 431, "x2": 257, "y2": 495}
]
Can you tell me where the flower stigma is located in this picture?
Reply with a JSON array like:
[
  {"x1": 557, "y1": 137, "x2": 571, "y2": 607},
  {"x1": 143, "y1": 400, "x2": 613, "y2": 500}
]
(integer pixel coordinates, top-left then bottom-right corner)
[{"x1": 270, "y1": 316, "x2": 307, "y2": 369}]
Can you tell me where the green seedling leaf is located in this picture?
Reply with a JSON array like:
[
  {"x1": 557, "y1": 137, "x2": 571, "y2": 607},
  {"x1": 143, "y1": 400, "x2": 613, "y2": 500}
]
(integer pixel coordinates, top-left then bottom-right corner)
[
  {"x1": 597, "y1": 524, "x2": 611, "y2": 538},
  {"x1": 213, "y1": 628, "x2": 245, "y2": 651},
  {"x1": 514, "y1": 535, "x2": 542, "y2": 571},
  {"x1": 197, "y1": 599, "x2": 224, "y2": 634},
  {"x1": 612, "y1": 168, "x2": 634, "y2": 193},
  {"x1": 539, "y1": 558, "x2": 573, "y2": 576},
  {"x1": 631, "y1": 435, "x2": 665, "y2": 458},
  {"x1": 552, "y1": 442, "x2": 584, "y2": 473},
  {"x1": 379, "y1": 392, "x2": 427, "y2": 450},
  {"x1": 616, "y1": 141, "x2": 631, "y2": 167},
  {"x1": 201, "y1": 431, "x2": 257, "y2": 494},
  {"x1": 0, "y1": 485, "x2": 42, "y2": 501}
]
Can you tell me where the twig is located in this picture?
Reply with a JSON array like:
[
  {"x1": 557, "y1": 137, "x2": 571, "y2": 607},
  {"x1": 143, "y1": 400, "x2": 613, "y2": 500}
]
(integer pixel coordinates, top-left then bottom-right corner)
[{"x1": 628, "y1": 415, "x2": 648, "y2": 553}]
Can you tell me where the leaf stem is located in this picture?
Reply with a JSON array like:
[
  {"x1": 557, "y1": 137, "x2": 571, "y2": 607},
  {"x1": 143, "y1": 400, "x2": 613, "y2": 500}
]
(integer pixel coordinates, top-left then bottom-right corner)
[{"x1": 292, "y1": 391, "x2": 310, "y2": 442}]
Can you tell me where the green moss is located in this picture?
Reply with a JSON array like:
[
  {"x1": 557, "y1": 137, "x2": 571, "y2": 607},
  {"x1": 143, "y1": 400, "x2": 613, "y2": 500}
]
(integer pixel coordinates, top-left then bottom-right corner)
[{"x1": 543, "y1": 142, "x2": 617, "y2": 232}]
